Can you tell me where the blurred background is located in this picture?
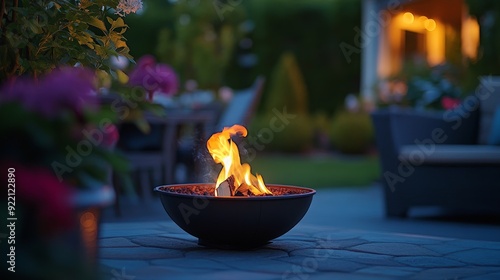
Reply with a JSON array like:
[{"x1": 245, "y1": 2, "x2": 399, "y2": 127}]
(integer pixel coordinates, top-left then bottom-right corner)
[
  {"x1": 119, "y1": 0, "x2": 369, "y2": 190},
  {"x1": 3, "y1": 1, "x2": 500, "y2": 278},
  {"x1": 116, "y1": 0, "x2": 499, "y2": 189}
]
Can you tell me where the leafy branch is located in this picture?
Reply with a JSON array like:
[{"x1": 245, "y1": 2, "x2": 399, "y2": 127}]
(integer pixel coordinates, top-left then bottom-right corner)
[{"x1": 0, "y1": 0, "x2": 131, "y2": 81}]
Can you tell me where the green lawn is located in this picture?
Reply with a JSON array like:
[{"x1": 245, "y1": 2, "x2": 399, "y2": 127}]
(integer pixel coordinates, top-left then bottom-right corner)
[{"x1": 250, "y1": 154, "x2": 380, "y2": 189}]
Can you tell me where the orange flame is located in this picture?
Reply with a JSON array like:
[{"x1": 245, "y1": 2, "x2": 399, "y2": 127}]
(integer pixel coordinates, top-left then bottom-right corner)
[{"x1": 207, "y1": 125, "x2": 272, "y2": 196}]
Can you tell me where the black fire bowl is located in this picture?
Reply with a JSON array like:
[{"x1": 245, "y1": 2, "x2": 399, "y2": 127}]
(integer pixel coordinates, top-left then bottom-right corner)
[{"x1": 154, "y1": 184, "x2": 315, "y2": 250}]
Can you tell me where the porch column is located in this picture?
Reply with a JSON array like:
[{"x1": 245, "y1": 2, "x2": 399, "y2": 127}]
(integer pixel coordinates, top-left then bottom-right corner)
[{"x1": 360, "y1": 0, "x2": 381, "y2": 106}]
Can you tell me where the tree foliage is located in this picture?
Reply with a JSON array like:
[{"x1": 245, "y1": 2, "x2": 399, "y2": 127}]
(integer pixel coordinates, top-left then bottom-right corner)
[
  {"x1": 154, "y1": 0, "x2": 245, "y2": 90},
  {"x1": 0, "y1": 0, "x2": 132, "y2": 81}
]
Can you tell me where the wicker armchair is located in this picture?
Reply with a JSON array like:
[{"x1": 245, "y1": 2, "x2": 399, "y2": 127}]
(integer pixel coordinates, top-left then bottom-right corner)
[{"x1": 372, "y1": 77, "x2": 500, "y2": 217}]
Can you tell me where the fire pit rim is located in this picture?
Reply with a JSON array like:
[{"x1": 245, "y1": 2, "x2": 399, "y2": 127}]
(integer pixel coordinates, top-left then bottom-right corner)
[{"x1": 153, "y1": 183, "x2": 316, "y2": 200}]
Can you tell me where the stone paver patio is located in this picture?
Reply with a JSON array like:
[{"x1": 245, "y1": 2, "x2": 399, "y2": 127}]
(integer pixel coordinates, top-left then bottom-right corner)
[
  {"x1": 99, "y1": 185, "x2": 500, "y2": 279},
  {"x1": 98, "y1": 221, "x2": 500, "y2": 280}
]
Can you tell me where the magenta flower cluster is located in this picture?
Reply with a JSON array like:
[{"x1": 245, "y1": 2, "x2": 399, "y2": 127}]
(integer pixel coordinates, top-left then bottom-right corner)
[
  {"x1": 0, "y1": 67, "x2": 97, "y2": 117},
  {"x1": 128, "y1": 55, "x2": 179, "y2": 100}
]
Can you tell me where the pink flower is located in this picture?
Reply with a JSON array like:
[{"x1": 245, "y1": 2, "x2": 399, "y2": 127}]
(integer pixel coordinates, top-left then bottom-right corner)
[
  {"x1": 0, "y1": 67, "x2": 97, "y2": 118},
  {"x1": 128, "y1": 55, "x2": 179, "y2": 100},
  {"x1": 441, "y1": 96, "x2": 461, "y2": 110}
]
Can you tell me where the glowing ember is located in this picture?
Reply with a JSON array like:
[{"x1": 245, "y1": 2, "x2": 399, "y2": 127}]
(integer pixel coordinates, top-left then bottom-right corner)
[{"x1": 207, "y1": 125, "x2": 273, "y2": 196}]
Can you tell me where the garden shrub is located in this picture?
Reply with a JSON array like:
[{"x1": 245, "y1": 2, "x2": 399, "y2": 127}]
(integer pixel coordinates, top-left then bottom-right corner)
[
  {"x1": 311, "y1": 111, "x2": 331, "y2": 150},
  {"x1": 263, "y1": 51, "x2": 309, "y2": 115},
  {"x1": 248, "y1": 114, "x2": 314, "y2": 154},
  {"x1": 329, "y1": 111, "x2": 374, "y2": 154},
  {"x1": 251, "y1": 51, "x2": 313, "y2": 154}
]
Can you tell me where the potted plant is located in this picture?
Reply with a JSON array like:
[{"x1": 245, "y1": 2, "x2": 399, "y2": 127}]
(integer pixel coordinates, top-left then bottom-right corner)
[
  {"x1": 0, "y1": 67, "x2": 131, "y2": 279},
  {"x1": 376, "y1": 61, "x2": 465, "y2": 111},
  {"x1": 0, "y1": 0, "x2": 150, "y2": 278}
]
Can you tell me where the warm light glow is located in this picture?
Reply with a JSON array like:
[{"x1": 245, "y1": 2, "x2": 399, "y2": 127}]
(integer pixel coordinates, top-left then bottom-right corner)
[
  {"x1": 80, "y1": 211, "x2": 96, "y2": 228},
  {"x1": 462, "y1": 16, "x2": 479, "y2": 60},
  {"x1": 424, "y1": 19, "x2": 436, "y2": 31},
  {"x1": 79, "y1": 209, "x2": 98, "y2": 259},
  {"x1": 207, "y1": 125, "x2": 272, "y2": 196},
  {"x1": 426, "y1": 20, "x2": 444, "y2": 65},
  {"x1": 380, "y1": 12, "x2": 445, "y2": 76},
  {"x1": 403, "y1": 12, "x2": 414, "y2": 24},
  {"x1": 418, "y1": 16, "x2": 428, "y2": 22}
]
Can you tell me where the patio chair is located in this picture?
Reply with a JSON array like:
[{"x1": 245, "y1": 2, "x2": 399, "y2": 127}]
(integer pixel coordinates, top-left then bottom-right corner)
[
  {"x1": 214, "y1": 76, "x2": 265, "y2": 131},
  {"x1": 371, "y1": 76, "x2": 500, "y2": 218},
  {"x1": 114, "y1": 114, "x2": 175, "y2": 214},
  {"x1": 114, "y1": 111, "x2": 215, "y2": 216}
]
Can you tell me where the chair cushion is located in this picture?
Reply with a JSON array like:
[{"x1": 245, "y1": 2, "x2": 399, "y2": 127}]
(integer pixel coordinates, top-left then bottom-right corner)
[
  {"x1": 487, "y1": 106, "x2": 500, "y2": 145},
  {"x1": 399, "y1": 145, "x2": 500, "y2": 164}
]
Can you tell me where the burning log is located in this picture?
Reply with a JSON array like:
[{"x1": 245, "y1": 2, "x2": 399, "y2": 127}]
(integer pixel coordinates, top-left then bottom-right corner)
[
  {"x1": 215, "y1": 175, "x2": 272, "y2": 197},
  {"x1": 215, "y1": 175, "x2": 236, "y2": 196}
]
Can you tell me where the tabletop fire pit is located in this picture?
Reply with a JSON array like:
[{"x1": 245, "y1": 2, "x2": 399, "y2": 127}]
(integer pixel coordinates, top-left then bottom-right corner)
[{"x1": 155, "y1": 125, "x2": 315, "y2": 249}]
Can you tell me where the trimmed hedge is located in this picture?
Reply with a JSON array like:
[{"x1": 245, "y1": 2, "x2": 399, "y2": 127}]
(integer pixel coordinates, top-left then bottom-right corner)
[
  {"x1": 264, "y1": 52, "x2": 309, "y2": 115},
  {"x1": 329, "y1": 111, "x2": 374, "y2": 154}
]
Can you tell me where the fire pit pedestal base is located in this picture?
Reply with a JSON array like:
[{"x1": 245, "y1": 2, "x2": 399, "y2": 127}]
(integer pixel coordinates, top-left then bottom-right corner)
[{"x1": 155, "y1": 184, "x2": 315, "y2": 250}]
